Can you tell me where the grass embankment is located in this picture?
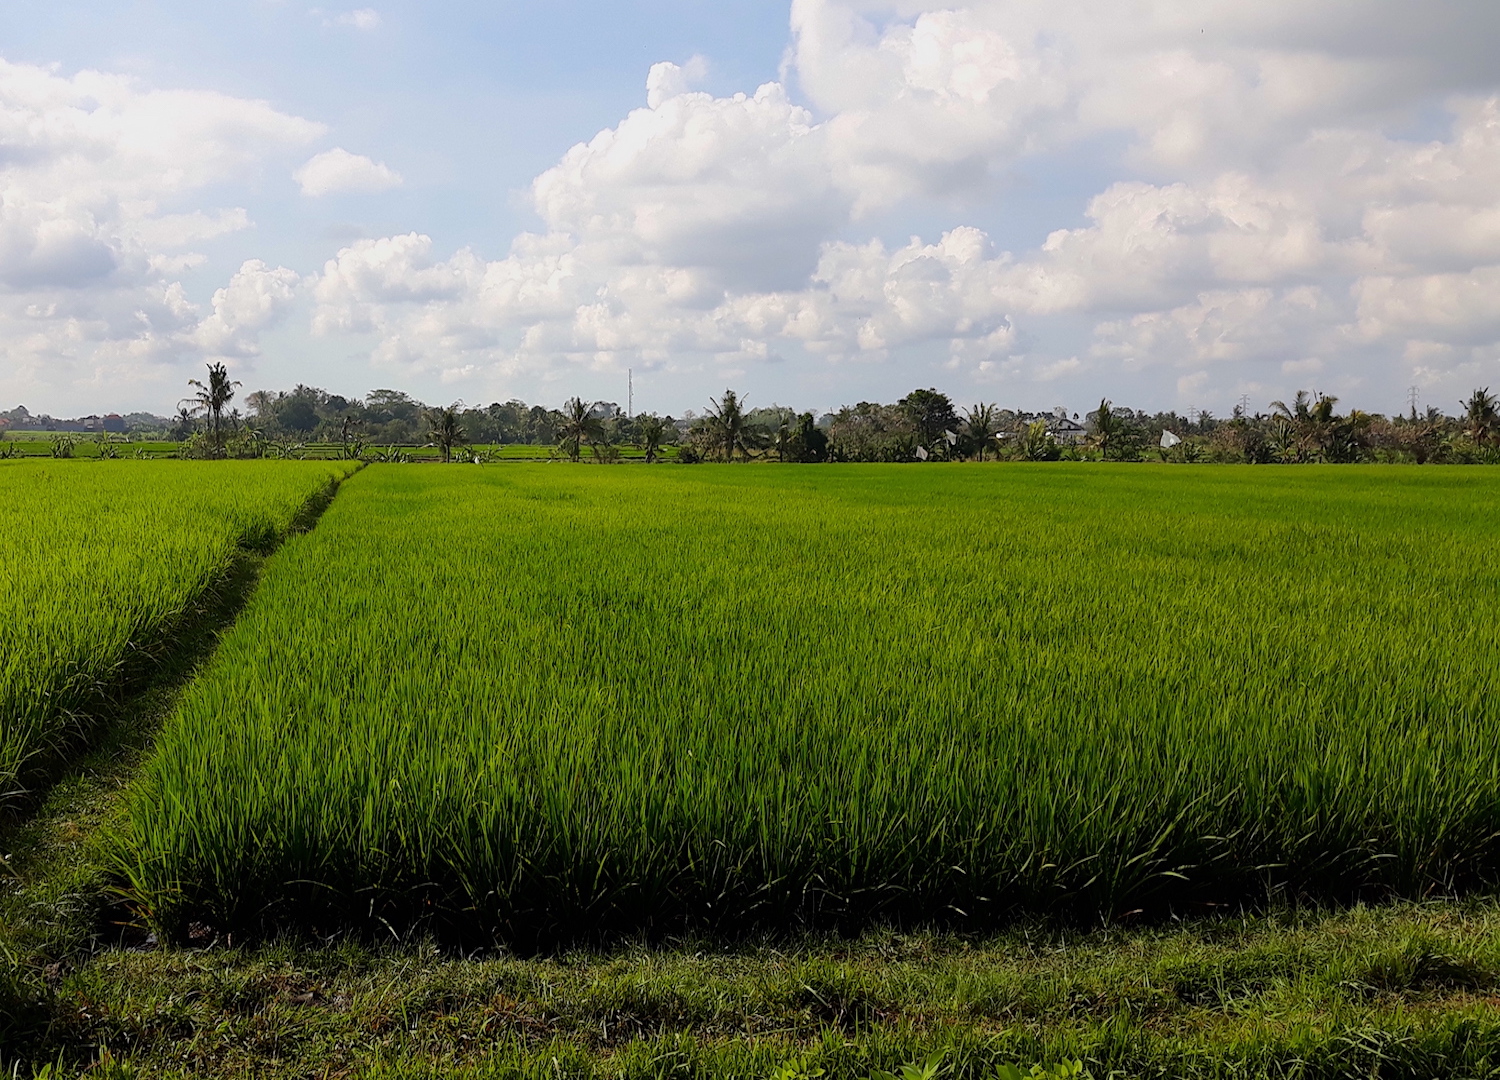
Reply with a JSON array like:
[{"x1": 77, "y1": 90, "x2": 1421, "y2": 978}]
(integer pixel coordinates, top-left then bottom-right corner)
[
  {"x1": 0, "y1": 460, "x2": 360, "y2": 810},
  {"x1": 12, "y1": 774, "x2": 1500, "y2": 1077},
  {"x1": 14, "y1": 855, "x2": 1500, "y2": 1078},
  {"x1": 11, "y1": 763, "x2": 1500, "y2": 1078},
  {"x1": 120, "y1": 465, "x2": 1500, "y2": 943}
]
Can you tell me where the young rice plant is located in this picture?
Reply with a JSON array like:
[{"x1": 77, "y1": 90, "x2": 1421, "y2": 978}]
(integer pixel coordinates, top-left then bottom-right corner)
[
  {"x1": 0, "y1": 459, "x2": 359, "y2": 806},
  {"x1": 121, "y1": 465, "x2": 1500, "y2": 943}
]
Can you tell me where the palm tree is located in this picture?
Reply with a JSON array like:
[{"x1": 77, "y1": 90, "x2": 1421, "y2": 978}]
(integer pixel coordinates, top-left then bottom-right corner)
[
  {"x1": 245, "y1": 389, "x2": 277, "y2": 422},
  {"x1": 771, "y1": 413, "x2": 796, "y2": 461},
  {"x1": 557, "y1": 397, "x2": 604, "y2": 462},
  {"x1": 705, "y1": 389, "x2": 753, "y2": 461},
  {"x1": 636, "y1": 413, "x2": 667, "y2": 463},
  {"x1": 1308, "y1": 393, "x2": 1337, "y2": 427},
  {"x1": 1464, "y1": 388, "x2": 1498, "y2": 448},
  {"x1": 1090, "y1": 398, "x2": 1125, "y2": 460},
  {"x1": 1268, "y1": 416, "x2": 1301, "y2": 463},
  {"x1": 183, "y1": 362, "x2": 240, "y2": 449},
  {"x1": 171, "y1": 406, "x2": 196, "y2": 442},
  {"x1": 962, "y1": 403, "x2": 997, "y2": 461},
  {"x1": 426, "y1": 403, "x2": 469, "y2": 463},
  {"x1": 1019, "y1": 418, "x2": 1056, "y2": 461},
  {"x1": 1270, "y1": 391, "x2": 1312, "y2": 425},
  {"x1": 1271, "y1": 391, "x2": 1339, "y2": 460}
]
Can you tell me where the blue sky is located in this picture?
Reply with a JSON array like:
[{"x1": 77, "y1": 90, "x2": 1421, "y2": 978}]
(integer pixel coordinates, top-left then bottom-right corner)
[{"x1": 3, "y1": 1, "x2": 1500, "y2": 419}]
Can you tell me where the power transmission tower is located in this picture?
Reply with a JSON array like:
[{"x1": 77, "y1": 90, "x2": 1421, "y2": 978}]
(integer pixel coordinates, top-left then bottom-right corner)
[
  {"x1": 1407, "y1": 385, "x2": 1420, "y2": 420},
  {"x1": 1237, "y1": 394, "x2": 1250, "y2": 418},
  {"x1": 628, "y1": 368, "x2": 633, "y2": 419}
]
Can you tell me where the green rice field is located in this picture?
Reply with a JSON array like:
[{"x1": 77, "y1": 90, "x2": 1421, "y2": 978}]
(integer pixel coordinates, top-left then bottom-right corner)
[
  {"x1": 0, "y1": 439, "x2": 181, "y2": 458},
  {"x1": 118, "y1": 465, "x2": 1500, "y2": 944},
  {"x1": 0, "y1": 459, "x2": 359, "y2": 807},
  {"x1": 0, "y1": 439, "x2": 677, "y2": 460}
]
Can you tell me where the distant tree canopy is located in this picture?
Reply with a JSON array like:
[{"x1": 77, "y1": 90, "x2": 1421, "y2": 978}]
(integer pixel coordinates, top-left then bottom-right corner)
[
  {"x1": 239, "y1": 386, "x2": 578, "y2": 447},
  {"x1": 827, "y1": 402, "x2": 918, "y2": 462},
  {"x1": 900, "y1": 388, "x2": 959, "y2": 451},
  {"x1": 183, "y1": 373, "x2": 1500, "y2": 465}
]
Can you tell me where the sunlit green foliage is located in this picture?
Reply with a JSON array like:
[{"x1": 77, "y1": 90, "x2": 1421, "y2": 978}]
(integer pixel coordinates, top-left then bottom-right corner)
[
  {"x1": 0, "y1": 460, "x2": 359, "y2": 806},
  {"x1": 123, "y1": 465, "x2": 1500, "y2": 943}
]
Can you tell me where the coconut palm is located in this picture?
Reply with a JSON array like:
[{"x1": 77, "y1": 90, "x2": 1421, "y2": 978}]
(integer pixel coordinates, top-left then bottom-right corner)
[
  {"x1": 171, "y1": 406, "x2": 196, "y2": 442},
  {"x1": 1090, "y1": 398, "x2": 1125, "y2": 460},
  {"x1": 771, "y1": 413, "x2": 796, "y2": 461},
  {"x1": 426, "y1": 403, "x2": 469, "y2": 463},
  {"x1": 1019, "y1": 418, "x2": 1057, "y2": 461},
  {"x1": 705, "y1": 389, "x2": 755, "y2": 461},
  {"x1": 1464, "y1": 388, "x2": 1498, "y2": 448},
  {"x1": 183, "y1": 362, "x2": 241, "y2": 449},
  {"x1": 1268, "y1": 416, "x2": 1302, "y2": 463},
  {"x1": 962, "y1": 403, "x2": 998, "y2": 461},
  {"x1": 1270, "y1": 391, "x2": 1314, "y2": 425},
  {"x1": 635, "y1": 413, "x2": 668, "y2": 463},
  {"x1": 1308, "y1": 393, "x2": 1337, "y2": 427},
  {"x1": 558, "y1": 397, "x2": 604, "y2": 462},
  {"x1": 1269, "y1": 392, "x2": 1340, "y2": 460}
]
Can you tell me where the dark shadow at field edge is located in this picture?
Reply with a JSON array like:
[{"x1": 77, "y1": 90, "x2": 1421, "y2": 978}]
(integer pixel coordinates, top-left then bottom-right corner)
[{"x1": 0, "y1": 472, "x2": 349, "y2": 834}]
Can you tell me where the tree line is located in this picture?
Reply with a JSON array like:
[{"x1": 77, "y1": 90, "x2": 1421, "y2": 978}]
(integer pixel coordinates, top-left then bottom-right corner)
[{"x1": 161, "y1": 363, "x2": 1500, "y2": 465}]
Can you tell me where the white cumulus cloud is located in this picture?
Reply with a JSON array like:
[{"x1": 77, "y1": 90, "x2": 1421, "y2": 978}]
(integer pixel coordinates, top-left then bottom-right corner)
[
  {"x1": 17, "y1": 0, "x2": 1500, "y2": 412},
  {"x1": 294, "y1": 148, "x2": 403, "y2": 197},
  {"x1": 192, "y1": 260, "x2": 302, "y2": 359},
  {"x1": 307, "y1": 0, "x2": 1500, "y2": 408},
  {"x1": 0, "y1": 58, "x2": 323, "y2": 408}
]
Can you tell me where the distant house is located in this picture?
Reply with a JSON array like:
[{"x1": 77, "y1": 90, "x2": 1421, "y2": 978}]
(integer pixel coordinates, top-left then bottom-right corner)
[
  {"x1": 1047, "y1": 413, "x2": 1088, "y2": 444},
  {"x1": 103, "y1": 414, "x2": 126, "y2": 433},
  {"x1": 81, "y1": 415, "x2": 103, "y2": 432}
]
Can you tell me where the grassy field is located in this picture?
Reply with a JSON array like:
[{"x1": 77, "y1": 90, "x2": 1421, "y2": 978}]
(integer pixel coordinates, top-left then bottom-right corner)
[
  {"x1": 0, "y1": 459, "x2": 359, "y2": 809},
  {"x1": 0, "y1": 438, "x2": 181, "y2": 458},
  {"x1": 118, "y1": 465, "x2": 1500, "y2": 945}
]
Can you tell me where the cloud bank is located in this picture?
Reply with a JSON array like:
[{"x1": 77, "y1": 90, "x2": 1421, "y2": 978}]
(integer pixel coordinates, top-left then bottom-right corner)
[
  {"x1": 0, "y1": 59, "x2": 314, "y2": 405},
  {"x1": 10, "y1": 0, "x2": 1500, "y2": 411},
  {"x1": 306, "y1": 0, "x2": 1500, "y2": 409}
]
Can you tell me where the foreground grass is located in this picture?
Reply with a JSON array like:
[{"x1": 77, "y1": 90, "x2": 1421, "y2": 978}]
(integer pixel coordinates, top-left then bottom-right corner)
[
  {"x1": 8, "y1": 899, "x2": 1500, "y2": 1078},
  {"x1": 10, "y1": 755, "x2": 1500, "y2": 1078},
  {"x1": 123, "y1": 465, "x2": 1500, "y2": 942},
  {"x1": 12, "y1": 756, "x2": 1500, "y2": 1076}
]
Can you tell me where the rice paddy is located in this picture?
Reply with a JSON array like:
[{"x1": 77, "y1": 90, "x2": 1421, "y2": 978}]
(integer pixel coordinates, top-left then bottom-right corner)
[
  {"x1": 0, "y1": 459, "x2": 359, "y2": 807},
  {"x1": 117, "y1": 465, "x2": 1500, "y2": 944}
]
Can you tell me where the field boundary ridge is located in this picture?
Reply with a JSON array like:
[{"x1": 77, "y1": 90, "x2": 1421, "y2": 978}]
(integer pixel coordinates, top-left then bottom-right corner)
[{"x1": 0, "y1": 463, "x2": 363, "y2": 827}]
